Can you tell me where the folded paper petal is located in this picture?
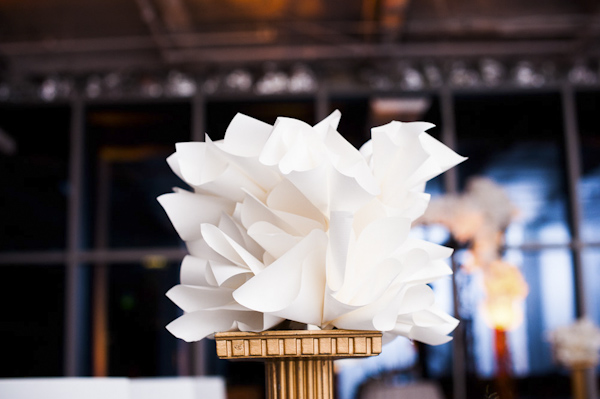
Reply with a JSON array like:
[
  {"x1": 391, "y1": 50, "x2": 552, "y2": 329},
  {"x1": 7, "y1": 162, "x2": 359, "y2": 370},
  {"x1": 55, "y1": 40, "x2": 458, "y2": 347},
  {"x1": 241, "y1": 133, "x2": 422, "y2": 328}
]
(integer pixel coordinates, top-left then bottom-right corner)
[
  {"x1": 166, "y1": 309, "x2": 266, "y2": 342},
  {"x1": 247, "y1": 221, "x2": 302, "y2": 260},
  {"x1": 233, "y1": 230, "x2": 327, "y2": 326},
  {"x1": 222, "y1": 113, "x2": 273, "y2": 156},
  {"x1": 313, "y1": 109, "x2": 341, "y2": 136},
  {"x1": 266, "y1": 179, "x2": 326, "y2": 227},
  {"x1": 157, "y1": 191, "x2": 235, "y2": 241},
  {"x1": 180, "y1": 255, "x2": 213, "y2": 286},
  {"x1": 209, "y1": 260, "x2": 252, "y2": 288},
  {"x1": 326, "y1": 211, "x2": 354, "y2": 292},
  {"x1": 166, "y1": 284, "x2": 235, "y2": 312},
  {"x1": 201, "y1": 223, "x2": 265, "y2": 275}
]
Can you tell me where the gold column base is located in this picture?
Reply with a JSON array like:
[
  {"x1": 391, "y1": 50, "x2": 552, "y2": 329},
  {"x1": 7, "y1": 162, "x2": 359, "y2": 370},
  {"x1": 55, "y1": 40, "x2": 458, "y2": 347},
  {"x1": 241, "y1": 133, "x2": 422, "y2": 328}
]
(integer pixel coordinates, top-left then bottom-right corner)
[
  {"x1": 570, "y1": 365, "x2": 591, "y2": 399},
  {"x1": 265, "y1": 357, "x2": 334, "y2": 399},
  {"x1": 215, "y1": 329, "x2": 382, "y2": 399}
]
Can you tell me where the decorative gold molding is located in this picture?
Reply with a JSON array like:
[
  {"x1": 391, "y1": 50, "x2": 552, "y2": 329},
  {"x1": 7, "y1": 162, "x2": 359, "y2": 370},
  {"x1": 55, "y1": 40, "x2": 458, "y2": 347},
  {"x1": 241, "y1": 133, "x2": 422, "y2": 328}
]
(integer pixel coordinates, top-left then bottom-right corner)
[{"x1": 215, "y1": 329, "x2": 382, "y2": 359}]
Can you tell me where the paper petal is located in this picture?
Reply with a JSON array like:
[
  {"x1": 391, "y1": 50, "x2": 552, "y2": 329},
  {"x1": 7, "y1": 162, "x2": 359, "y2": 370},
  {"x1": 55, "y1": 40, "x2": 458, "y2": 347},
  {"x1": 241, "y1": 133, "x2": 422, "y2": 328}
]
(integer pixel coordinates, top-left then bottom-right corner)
[
  {"x1": 324, "y1": 125, "x2": 379, "y2": 196},
  {"x1": 351, "y1": 216, "x2": 411, "y2": 274},
  {"x1": 166, "y1": 284, "x2": 235, "y2": 312},
  {"x1": 346, "y1": 258, "x2": 402, "y2": 305},
  {"x1": 175, "y1": 142, "x2": 226, "y2": 187},
  {"x1": 218, "y1": 213, "x2": 264, "y2": 261},
  {"x1": 185, "y1": 238, "x2": 229, "y2": 265},
  {"x1": 200, "y1": 165, "x2": 266, "y2": 202},
  {"x1": 400, "y1": 237, "x2": 454, "y2": 260},
  {"x1": 409, "y1": 325, "x2": 454, "y2": 345},
  {"x1": 247, "y1": 221, "x2": 302, "y2": 259},
  {"x1": 313, "y1": 109, "x2": 341, "y2": 137},
  {"x1": 260, "y1": 117, "x2": 326, "y2": 173},
  {"x1": 180, "y1": 255, "x2": 213, "y2": 286},
  {"x1": 222, "y1": 113, "x2": 273, "y2": 156},
  {"x1": 322, "y1": 287, "x2": 358, "y2": 326},
  {"x1": 157, "y1": 191, "x2": 235, "y2": 241},
  {"x1": 209, "y1": 260, "x2": 252, "y2": 288},
  {"x1": 233, "y1": 230, "x2": 327, "y2": 325},
  {"x1": 396, "y1": 285, "x2": 436, "y2": 315},
  {"x1": 420, "y1": 132, "x2": 467, "y2": 175},
  {"x1": 166, "y1": 153, "x2": 184, "y2": 181},
  {"x1": 327, "y1": 167, "x2": 378, "y2": 212},
  {"x1": 166, "y1": 310, "x2": 263, "y2": 342},
  {"x1": 370, "y1": 122, "x2": 426, "y2": 183},
  {"x1": 285, "y1": 166, "x2": 329, "y2": 214},
  {"x1": 210, "y1": 144, "x2": 281, "y2": 192},
  {"x1": 240, "y1": 192, "x2": 302, "y2": 236},
  {"x1": 267, "y1": 179, "x2": 326, "y2": 227},
  {"x1": 326, "y1": 211, "x2": 354, "y2": 292},
  {"x1": 409, "y1": 260, "x2": 453, "y2": 284},
  {"x1": 201, "y1": 224, "x2": 265, "y2": 275}
]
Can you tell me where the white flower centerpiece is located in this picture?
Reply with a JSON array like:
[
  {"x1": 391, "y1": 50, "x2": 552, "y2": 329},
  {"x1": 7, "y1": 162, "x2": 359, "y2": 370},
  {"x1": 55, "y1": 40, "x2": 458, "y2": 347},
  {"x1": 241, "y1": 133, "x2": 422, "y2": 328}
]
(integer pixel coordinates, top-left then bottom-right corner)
[
  {"x1": 548, "y1": 318, "x2": 600, "y2": 399},
  {"x1": 548, "y1": 318, "x2": 600, "y2": 369},
  {"x1": 158, "y1": 110, "x2": 465, "y2": 351}
]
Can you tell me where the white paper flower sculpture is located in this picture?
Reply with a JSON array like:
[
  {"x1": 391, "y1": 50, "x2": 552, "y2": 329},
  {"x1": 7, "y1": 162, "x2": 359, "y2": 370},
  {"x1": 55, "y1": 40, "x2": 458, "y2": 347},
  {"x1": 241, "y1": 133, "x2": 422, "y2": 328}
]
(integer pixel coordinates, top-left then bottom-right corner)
[
  {"x1": 158, "y1": 110, "x2": 466, "y2": 345},
  {"x1": 548, "y1": 318, "x2": 600, "y2": 368}
]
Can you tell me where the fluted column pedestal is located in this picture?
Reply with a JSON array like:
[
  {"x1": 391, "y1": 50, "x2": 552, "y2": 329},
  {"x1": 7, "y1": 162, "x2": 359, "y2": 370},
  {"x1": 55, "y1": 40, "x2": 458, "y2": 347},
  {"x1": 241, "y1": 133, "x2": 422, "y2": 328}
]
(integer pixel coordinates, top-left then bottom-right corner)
[
  {"x1": 266, "y1": 357, "x2": 333, "y2": 399},
  {"x1": 215, "y1": 329, "x2": 382, "y2": 399},
  {"x1": 570, "y1": 364, "x2": 592, "y2": 399}
]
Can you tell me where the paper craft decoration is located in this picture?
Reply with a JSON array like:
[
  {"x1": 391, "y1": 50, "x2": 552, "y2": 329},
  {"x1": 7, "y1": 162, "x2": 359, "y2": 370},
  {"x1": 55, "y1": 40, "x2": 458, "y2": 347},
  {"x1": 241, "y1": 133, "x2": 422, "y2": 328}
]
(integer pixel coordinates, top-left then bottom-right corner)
[
  {"x1": 159, "y1": 110, "x2": 465, "y2": 345},
  {"x1": 548, "y1": 318, "x2": 600, "y2": 368}
]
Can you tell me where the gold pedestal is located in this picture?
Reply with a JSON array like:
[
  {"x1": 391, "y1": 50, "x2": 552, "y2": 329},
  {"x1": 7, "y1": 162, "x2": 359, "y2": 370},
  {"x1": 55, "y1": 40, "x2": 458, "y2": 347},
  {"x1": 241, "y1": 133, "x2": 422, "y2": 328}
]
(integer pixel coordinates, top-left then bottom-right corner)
[
  {"x1": 215, "y1": 329, "x2": 382, "y2": 399},
  {"x1": 570, "y1": 365, "x2": 590, "y2": 399}
]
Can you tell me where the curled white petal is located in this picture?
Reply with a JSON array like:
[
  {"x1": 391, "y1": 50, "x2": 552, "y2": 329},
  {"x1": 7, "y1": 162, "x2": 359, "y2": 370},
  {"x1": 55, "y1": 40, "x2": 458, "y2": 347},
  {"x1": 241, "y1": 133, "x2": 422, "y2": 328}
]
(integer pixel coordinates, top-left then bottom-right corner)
[
  {"x1": 233, "y1": 230, "x2": 327, "y2": 326},
  {"x1": 222, "y1": 113, "x2": 273, "y2": 157},
  {"x1": 201, "y1": 223, "x2": 265, "y2": 275},
  {"x1": 180, "y1": 255, "x2": 213, "y2": 286},
  {"x1": 166, "y1": 284, "x2": 235, "y2": 313},
  {"x1": 247, "y1": 221, "x2": 302, "y2": 260},
  {"x1": 166, "y1": 310, "x2": 270, "y2": 342},
  {"x1": 157, "y1": 190, "x2": 235, "y2": 241}
]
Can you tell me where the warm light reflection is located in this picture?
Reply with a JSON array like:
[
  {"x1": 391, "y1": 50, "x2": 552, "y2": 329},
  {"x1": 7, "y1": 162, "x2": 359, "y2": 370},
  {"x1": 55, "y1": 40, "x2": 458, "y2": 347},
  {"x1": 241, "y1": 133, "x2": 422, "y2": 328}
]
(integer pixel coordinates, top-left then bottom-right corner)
[{"x1": 481, "y1": 260, "x2": 529, "y2": 331}]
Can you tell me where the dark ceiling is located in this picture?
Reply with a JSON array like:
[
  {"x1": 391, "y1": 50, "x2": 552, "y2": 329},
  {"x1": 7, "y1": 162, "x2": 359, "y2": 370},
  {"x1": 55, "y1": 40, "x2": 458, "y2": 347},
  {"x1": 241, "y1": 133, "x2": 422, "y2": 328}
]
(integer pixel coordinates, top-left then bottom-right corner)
[{"x1": 0, "y1": 0, "x2": 599, "y2": 77}]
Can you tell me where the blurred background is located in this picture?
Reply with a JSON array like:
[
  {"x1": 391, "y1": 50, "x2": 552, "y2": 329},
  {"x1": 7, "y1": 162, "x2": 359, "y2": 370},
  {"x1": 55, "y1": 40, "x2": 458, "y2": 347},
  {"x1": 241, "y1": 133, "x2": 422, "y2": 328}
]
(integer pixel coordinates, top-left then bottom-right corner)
[{"x1": 1, "y1": 0, "x2": 600, "y2": 398}]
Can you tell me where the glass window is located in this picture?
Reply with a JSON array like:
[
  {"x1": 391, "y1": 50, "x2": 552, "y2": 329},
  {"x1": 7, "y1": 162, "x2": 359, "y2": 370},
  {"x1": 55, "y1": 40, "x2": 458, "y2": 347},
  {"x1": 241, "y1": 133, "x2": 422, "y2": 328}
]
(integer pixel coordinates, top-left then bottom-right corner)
[
  {"x1": 582, "y1": 248, "x2": 600, "y2": 329},
  {"x1": 0, "y1": 105, "x2": 70, "y2": 251},
  {"x1": 85, "y1": 103, "x2": 192, "y2": 249},
  {"x1": 455, "y1": 93, "x2": 570, "y2": 246},
  {"x1": 106, "y1": 261, "x2": 181, "y2": 376},
  {"x1": 0, "y1": 265, "x2": 65, "y2": 377},
  {"x1": 575, "y1": 91, "x2": 600, "y2": 243}
]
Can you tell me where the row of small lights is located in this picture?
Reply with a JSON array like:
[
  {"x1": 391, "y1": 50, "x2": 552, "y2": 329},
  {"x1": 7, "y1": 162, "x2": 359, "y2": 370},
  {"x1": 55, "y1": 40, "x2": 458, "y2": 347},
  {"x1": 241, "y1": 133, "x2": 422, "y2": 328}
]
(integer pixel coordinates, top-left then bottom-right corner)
[
  {"x1": 1, "y1": 59, "x2": 600, "y2": 102},
  {"x1": 363, "y1": 59, "x2": 600, "y2": 91}
]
